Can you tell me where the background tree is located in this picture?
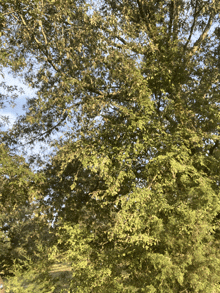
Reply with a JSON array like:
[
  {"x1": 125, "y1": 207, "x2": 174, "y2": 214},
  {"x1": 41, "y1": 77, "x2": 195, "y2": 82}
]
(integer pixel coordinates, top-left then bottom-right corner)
[
  {"x1": 0, "y1": 142, "x2": 57, "y2": 292},
  {"x1": 0, "y1": 143, "x2": 50, "y2": 274},
  {"x1": 0, "y1": 0, "x2": 219, "y2": 292}
]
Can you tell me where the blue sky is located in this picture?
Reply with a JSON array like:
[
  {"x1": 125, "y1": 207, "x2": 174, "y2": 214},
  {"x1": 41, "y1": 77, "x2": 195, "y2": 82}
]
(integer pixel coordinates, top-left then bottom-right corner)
[{"x1": 0, "y1": 67, "x2": 36, "y2": 130}]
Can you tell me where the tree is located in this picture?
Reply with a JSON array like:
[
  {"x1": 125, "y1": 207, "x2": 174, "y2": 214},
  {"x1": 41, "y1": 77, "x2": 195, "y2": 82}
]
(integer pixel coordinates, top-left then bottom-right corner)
[
  {"x1": 0, "y1": 8, "x2": 56, "y2": 291},
  {"x1": 0, "y1": 0, "x2": 220, "y2": 292},
  {"x1": 0, "y1": 143, "x2": 50, "y2": 274},
  {"x1": 0, "y1": 143, "x2": 57, "y2": 292}
]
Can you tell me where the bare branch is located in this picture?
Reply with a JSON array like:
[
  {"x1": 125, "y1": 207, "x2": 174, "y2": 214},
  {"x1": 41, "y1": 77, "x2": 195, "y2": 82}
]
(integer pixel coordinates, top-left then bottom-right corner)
[
  {"x1": 190, "y1": 13, "x2": 214, "y2": 55},
  {"x1": 184, "y1": 0, "x2": 201, "y2": 50},
  {"x1": 39, "y1": 20, "x2": 48, "y2": 45}
]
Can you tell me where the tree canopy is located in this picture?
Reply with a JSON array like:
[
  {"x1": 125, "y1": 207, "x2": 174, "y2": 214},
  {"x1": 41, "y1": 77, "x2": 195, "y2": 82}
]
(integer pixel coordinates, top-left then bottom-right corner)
[{"x1": 0, "y1": 0, "x2": 220, "y2": 291}]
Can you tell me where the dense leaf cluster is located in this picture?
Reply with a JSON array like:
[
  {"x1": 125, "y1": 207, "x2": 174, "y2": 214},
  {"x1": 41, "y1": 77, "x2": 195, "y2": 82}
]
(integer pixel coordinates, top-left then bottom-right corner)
[{"x1": 0, "y1": 0, "x2": 220, "y2": 292}]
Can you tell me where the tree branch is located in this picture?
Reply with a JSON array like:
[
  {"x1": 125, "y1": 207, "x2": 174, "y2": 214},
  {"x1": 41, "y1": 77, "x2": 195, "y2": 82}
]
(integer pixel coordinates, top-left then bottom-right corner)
[
  {"x1": 190, "y1": 13, "x2": 214, "y2": 55},
  {"x1": 184, "y1": 0, "x2": 201, "y2": 50}
]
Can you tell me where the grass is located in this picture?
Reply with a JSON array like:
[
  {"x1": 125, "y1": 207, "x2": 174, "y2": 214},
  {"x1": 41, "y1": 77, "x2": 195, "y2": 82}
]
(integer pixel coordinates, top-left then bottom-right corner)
[{"x1": 49, "y1": 263, "x2": 72, "y2": 292}]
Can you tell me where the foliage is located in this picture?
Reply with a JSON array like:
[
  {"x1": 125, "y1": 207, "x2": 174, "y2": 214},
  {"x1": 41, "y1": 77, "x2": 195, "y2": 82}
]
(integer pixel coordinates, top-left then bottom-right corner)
[
  {"x1": 3, "y1": 258, "x2": 54, "y2": 293},
  {"x1": 0, "y1": 143, "x2": 53, "y2": 276},
  {"x1": 0, "y1": 0, "x2": 220, "y2": 292}
]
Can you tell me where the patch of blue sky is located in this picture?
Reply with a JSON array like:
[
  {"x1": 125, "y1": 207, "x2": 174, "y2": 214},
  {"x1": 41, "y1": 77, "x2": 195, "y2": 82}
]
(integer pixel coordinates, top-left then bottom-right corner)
[{"x1": 0, "y1": 67, "x2": 37, "y2": 130}]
